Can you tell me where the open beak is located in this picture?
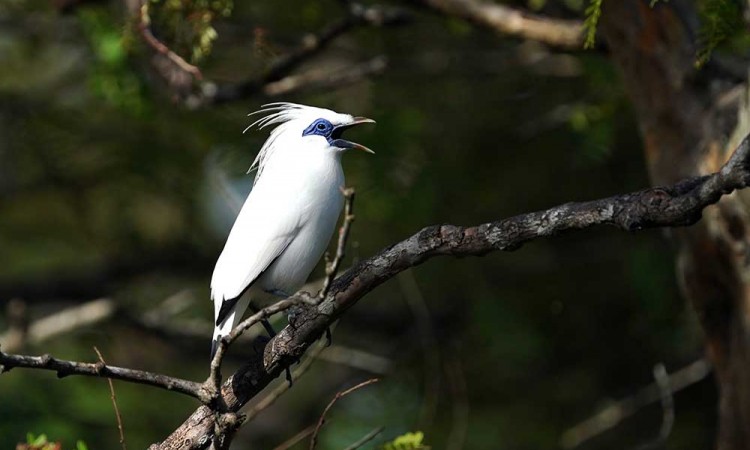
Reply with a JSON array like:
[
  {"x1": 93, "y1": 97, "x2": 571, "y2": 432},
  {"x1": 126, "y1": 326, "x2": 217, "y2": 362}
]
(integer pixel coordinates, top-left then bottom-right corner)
[{"x1": 331, "y1": 117, "x2": 376, "y2": 154}]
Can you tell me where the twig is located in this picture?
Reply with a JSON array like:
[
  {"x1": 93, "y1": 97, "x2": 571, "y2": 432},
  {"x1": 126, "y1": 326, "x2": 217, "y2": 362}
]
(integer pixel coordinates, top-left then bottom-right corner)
[
  {"x1": 309, "y1": 378, "x2": 380, "y2": 450},
  {"x1": 94, "y1": 347, "x2": 127, "y2": 450},
  {"x1": 317, "y1": 187, "x2": 356, "y2": 303},
  {"x1": 342, "y1": 426, "x2": 385, "y2": 450},
  {"x1": 137, "y1": 1, "x2": 202, "y2": 81},
  {"x1": 156, "y1": 134, "x2": 750, "y2": 450},
  {"x1": 561, "y1": 359, "x2": 710, "y2": 448},
  {"x1": 273, "y1": 425, "x2": 317, "y2": 450},
  {"x1": 0, "y1": 349, "x2": 202, "y2": 399}
]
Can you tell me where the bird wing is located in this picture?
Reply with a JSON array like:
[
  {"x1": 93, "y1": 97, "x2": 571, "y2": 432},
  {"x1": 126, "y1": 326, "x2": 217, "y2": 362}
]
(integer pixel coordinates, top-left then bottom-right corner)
[{"x1": 210, "y1": 185, "x2": 302, "y2": 319}]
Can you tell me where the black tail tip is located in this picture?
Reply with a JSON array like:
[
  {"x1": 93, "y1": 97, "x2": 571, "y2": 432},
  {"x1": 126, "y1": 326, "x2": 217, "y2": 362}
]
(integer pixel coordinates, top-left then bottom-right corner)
[{"x1": 210, "y1": 338, "x2": 219, "y2": 360}]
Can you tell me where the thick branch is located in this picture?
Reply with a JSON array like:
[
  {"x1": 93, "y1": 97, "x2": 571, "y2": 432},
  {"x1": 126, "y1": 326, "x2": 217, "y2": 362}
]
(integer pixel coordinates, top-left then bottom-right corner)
[
  {"x1": 409, "y1": 0, "x2": 583, "y2": 49},
  {"x1": 154, "y1": 136, "x2": 750, "y2": 448}
]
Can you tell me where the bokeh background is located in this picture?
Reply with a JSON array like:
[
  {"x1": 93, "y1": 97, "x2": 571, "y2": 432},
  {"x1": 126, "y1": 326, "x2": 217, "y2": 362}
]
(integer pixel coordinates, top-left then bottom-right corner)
[{"x1": 0, "y1": 1, "x2": 718, "y2": 449}]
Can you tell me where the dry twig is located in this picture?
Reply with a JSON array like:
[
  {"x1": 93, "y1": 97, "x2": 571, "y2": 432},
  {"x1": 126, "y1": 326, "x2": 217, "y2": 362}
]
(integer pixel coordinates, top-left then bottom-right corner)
[
  {"x1": 94, "y1": 347, "x2": 128, "y2": 450},
  {"x1": 309, "y1": 378, "x2": 380, "y2": 450},
  {"x1": 137, "y1": 1, "x2": 202, "y2": 81},
  {"x1": 0, "y1": 349, "x2": 202, "y2": 399},
  {"x1": 318, "y1": 187, "x2": 357, "y2": 302}
]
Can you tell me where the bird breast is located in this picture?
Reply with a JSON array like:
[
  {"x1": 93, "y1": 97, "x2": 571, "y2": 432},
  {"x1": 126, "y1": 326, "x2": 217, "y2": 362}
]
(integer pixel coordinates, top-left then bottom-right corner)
[{"x1": 255, "y1": 152, "x2": 345, "y2": 294}]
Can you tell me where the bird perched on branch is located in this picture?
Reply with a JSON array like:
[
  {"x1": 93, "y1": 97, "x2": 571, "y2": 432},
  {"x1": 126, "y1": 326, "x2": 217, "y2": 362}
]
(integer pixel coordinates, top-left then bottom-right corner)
[{"x1": 210, "y1": 103, "x2": 375, "y2": 358}]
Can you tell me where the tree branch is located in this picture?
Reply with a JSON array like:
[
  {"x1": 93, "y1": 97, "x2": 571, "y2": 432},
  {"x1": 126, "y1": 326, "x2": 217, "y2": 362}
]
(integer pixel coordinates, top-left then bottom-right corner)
[
  {"x1": 153, "y1": 135, "x2": 750, "y2": 448},
  {"x1": 0, "y1": 350, "x2": 202, "y2": 400},
  {"x1": 201, "y1": 3, "x2": 408, "y2": 105},
  {"x1": 138, "y1": 1, "x2": 202, "y2": 81},
  {"x1": 408, "y1": 0, "x2": 583, "y2": 49}
]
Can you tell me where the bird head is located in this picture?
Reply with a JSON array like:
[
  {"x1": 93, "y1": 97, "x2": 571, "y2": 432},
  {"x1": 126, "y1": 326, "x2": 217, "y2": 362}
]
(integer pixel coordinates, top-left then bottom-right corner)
[
  {"x1": 300, "y1": 116, "x2": 376, "y2": 154},
  {"x1": 244, "y1": 103, "x2": 376, "y2": 177}
]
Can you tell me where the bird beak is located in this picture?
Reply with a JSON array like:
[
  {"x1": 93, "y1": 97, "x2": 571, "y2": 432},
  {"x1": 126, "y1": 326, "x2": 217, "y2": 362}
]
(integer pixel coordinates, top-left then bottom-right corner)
[
  {"x1": 331, "y1": 117, "x2": 376, "y2": 154},
  {"x1": 351, "y1": 117, "x2": 376, "y2": 126}
]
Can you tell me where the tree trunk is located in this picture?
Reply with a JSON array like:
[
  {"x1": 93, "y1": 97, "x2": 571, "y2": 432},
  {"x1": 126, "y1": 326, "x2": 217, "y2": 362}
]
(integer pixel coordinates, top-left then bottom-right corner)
[{"x1": 600, "y1": 1, "x2": 750, "y2": 448}]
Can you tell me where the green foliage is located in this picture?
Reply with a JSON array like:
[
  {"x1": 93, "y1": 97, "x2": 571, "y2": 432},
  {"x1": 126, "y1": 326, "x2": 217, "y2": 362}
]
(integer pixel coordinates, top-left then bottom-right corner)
[
  {"x1": 381, "y1": 432, "x2": 430, "y2": 450},
  {"x1": 583, "y1": 0, "x2": 744, "y2": 65},
  {"x1": 20, "y1": 433, "x2": 88, "y2": 450},
  {"x1": 77, "y1": 7, "x2": 147, "y2": 115},
  {"x1": 144, "y1": 0, "x2": 233, "y2": 62},
  {"x1": 583, "y1": 0, "x2": 603, "y2": 49},
  {"x1": 695, "y1": 0, "x2": 744, "y2": 67}
]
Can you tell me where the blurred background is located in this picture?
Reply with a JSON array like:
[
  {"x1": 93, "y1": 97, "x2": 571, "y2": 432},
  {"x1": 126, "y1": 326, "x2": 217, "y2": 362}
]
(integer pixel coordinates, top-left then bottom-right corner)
[{"x1": 0, "y1": 0, "x2": 723, "y2": 449}]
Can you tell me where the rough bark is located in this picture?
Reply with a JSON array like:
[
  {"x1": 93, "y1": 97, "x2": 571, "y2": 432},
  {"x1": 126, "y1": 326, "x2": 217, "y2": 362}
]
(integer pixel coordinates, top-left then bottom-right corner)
[{"x1": 600, "y1": 1, "x2": 750, "y2": 448}]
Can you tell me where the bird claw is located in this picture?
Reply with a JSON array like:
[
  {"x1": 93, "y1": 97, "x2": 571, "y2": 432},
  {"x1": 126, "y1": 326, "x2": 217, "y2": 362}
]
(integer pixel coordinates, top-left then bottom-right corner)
[
  {"x1": 260, "y1": 318, "x2": 277, "y2": 337},
  {"x1": 285, "y1": 367, "x2": 293, "y2": 387},
  {"x1": 325, "y1": 327, "x2": 332, "y2": 347}
]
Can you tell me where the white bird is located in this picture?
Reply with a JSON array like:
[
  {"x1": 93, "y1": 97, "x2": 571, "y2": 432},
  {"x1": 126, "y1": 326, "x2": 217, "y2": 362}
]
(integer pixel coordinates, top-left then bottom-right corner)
[{"x1": 210, "y1": 102, "x2": 375, "y2": 358}]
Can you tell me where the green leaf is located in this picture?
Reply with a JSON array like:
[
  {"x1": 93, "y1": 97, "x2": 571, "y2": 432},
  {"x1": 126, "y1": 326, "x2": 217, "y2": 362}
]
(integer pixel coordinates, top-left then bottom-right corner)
[
  {"x1": 381, "y1": 431, "x2": 429, "y2": 450},
  {"x1": 30, "y1": 434, "x2": 49, "y2": 446},
  {"x1": 695, "y1": 0, "x2": 744, "y2": 67},
  {"x1": 583, "y1": 0, "x2": 603, "y2": 49}
]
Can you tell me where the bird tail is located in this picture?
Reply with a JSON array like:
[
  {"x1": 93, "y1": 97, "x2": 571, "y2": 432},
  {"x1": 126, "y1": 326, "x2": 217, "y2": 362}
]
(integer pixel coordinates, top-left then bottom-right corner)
[{"x1": 211, "y1": 296, "x2": 250, "y2": 359}]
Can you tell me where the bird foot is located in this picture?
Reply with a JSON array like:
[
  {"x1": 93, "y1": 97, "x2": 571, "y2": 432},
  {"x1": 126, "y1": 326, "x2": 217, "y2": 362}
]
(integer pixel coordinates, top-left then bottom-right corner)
[{"x1": 285, "y1": 367, "x2": 293, "y2": 387}]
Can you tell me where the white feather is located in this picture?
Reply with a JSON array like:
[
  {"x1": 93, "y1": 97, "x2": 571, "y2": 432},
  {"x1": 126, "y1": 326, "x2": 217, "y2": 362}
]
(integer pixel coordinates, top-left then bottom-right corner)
[{"x1": 210, "y1": 103, "x2": 369, "y2": 355}]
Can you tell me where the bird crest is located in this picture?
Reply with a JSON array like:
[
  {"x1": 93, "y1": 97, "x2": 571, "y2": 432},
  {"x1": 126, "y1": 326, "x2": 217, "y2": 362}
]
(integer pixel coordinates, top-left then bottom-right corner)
[{"x1": 243, "y1": 102, "x2": 347, "y2": 182}]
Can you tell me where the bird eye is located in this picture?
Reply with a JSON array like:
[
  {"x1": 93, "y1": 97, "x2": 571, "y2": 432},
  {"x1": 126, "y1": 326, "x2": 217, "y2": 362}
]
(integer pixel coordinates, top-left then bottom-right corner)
[{"x1": 302, "y1": 118, "x2": 334, "y2": 138}]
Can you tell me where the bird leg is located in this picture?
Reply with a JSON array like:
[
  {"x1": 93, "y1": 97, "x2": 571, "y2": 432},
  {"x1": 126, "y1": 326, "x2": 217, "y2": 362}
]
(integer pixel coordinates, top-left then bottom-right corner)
[
  {"x1": 248, "y1": 302, "x2": 293, "y2": 386},
  {"x1": 325, "y1": 327, "x2": 332, "y2": 346}
]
